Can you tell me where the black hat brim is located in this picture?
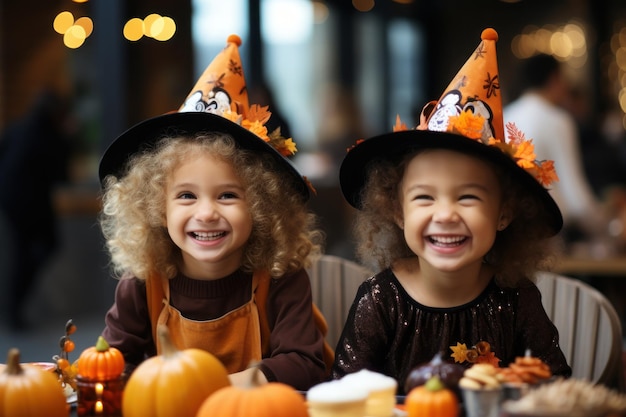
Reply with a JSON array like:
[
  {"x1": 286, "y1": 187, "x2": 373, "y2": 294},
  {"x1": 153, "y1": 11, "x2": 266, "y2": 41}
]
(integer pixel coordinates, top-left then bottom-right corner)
[
  {"x1": 339, "y1": 129, "x2": 563, "y2": 236},
  {"x1": 99, "y1": 112, "x2": 310, "y2": 201}
]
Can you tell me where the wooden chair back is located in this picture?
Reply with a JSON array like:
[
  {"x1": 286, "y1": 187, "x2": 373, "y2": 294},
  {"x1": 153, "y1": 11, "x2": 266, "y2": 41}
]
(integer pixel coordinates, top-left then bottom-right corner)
[
  {"x1": 535, "y1": 271, "x2": 625, "y2": 391},
  {"x1": 307, "y1": 258, "x2": 625, "y2": 391},
  {"x1": 307, "y1": 255, "x2": 373, "y2": 349}
]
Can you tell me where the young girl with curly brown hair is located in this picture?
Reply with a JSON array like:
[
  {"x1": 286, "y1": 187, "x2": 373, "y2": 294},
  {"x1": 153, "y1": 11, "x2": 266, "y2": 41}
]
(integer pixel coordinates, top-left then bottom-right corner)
[{"x1": 332, "y1": 29, "x2": 571, "y2": 393}]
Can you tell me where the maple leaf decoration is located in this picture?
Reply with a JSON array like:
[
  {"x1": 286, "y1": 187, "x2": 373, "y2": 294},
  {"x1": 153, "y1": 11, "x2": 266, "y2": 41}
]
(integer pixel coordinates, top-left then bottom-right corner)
[
  {"x1": 536, "y1": 159, "x2": 559, "y2": 186},
  {"x1": 247, "y1": 104, "x2": 272, "y2": 125},
  {"x1": 489, "y1": 122, "x2": 558, "y2": 187},
  {"x1": 450, "y1": 342, "x2": 469, "y2": 363},
  {"x1": 221, "y1": 102, "x2": 297, "y2": 158},
  {"x1": 393, "y1": 115, "x2": 408, "y2": 132}
]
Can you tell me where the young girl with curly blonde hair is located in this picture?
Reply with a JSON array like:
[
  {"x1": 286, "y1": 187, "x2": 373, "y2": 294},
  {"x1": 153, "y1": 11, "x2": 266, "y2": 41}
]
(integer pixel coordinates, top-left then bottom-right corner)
[{"x1": 98, "y1": 35, "x2": 326, "y2": 390}]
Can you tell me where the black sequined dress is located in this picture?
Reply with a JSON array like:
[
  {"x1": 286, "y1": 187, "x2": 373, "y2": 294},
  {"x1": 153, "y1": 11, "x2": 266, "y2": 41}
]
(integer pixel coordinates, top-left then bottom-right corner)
[{"x1": 331, "y1": 268, "x2": 571, "y2": 394}]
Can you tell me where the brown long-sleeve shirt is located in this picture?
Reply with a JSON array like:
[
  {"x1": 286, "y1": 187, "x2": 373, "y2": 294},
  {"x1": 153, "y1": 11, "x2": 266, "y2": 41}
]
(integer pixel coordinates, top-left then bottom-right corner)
[{"x1": 102, "y1": 268, "x2": 326, "y2": 390}]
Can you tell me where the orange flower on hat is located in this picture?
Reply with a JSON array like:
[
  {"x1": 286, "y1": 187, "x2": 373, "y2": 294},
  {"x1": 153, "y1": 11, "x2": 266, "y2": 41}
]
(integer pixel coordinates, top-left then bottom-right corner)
[
  {"x1": 222, "y1": 109, "x2": 243, "y2": 125},
  {"x1": 448, "y1": 110, "x2": 485, "y2": 140},
  {"x1": 242, "y1": 119, "x2": 269, "y2": 141}
]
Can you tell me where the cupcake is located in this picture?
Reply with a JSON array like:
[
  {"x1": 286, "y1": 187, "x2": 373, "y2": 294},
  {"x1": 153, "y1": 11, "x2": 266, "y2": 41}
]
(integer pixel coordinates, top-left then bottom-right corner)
[
  {"x1": 341, "y1": 369, "x2": 398, "y2": 417},
  {"x1": 497, "y1": 353, "x2": 552, "y2": 400},
  {"x1": 307, "y1": 380, "x2": 369, "y2": 417},
  {"x1": 459, "y1": 363, "x2": 503, "y2": 417}
]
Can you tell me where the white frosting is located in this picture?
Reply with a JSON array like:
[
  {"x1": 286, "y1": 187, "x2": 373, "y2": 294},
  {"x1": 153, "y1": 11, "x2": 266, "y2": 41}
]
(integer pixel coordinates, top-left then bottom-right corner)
[
  {"x1": 307, "y1": 380, "x2": 369, "y2": 403},
  {"x1": 341, "y1": 369, "x2": 398, "y2": 392}
]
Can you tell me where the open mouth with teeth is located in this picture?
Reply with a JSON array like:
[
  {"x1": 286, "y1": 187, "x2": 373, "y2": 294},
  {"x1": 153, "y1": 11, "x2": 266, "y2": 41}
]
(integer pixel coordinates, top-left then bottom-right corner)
[
  {"x1": 191, "y1": 231, "x2": 227, "y2": 241},
  {"x1": 428, "y1": 235, "x2": 467, "y2": 247}
]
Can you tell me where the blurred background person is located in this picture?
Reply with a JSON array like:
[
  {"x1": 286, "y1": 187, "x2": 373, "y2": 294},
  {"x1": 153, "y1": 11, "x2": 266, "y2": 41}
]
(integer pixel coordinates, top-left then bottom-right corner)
[
  {"x1": 0, "y1": 89, "x2": 76, "y2": 330},
  {"x1": 504, "y1": 54, "x2": 610, "y2": 249},
  {"x1": 563, "y1": 86, "x2": 626, "y2": 197}
]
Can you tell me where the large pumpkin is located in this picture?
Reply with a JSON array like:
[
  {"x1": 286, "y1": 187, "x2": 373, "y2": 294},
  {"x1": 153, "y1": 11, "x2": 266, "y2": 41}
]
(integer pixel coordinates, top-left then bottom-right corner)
[
  {"x1": 196, "y1": 368, "x2": 308, "y2": 417},
  {"x1": 0, "y1": 348, "x2": 69, "y2": 417},
  {"x1": 122, "y1": 324, "x2": 230, "y2": 417},
  {"x1": 77, "y1": 335, "x2": 125, "y2": 380}
]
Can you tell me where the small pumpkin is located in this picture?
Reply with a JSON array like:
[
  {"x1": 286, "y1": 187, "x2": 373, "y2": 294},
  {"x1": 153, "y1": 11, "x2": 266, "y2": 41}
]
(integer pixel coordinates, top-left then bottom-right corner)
[
  {"x1": 405, "y1": 376, "x2": 460, "y2": 417},
  {"x1": 0, "y1": 348, "x2": 69, "y2": 417},
  {"x1": 122, "y1": 324, "x2": 230, "y2": 417},
  {"x1": 77, "y1": 335, "x2": 125, "y2": 380},
  {"x1": 196, "y1": 367, "x2": 308, "y2": 417}
]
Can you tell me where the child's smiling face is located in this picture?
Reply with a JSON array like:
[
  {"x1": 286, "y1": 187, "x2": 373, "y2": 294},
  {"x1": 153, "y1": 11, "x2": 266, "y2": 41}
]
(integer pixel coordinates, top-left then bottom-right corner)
[
  {"x1": 398, "y1": 149, "x2": 506, "y2": 273},
  {"x1": 165, "y1": 152, "x2": 253, "y2": 279}
]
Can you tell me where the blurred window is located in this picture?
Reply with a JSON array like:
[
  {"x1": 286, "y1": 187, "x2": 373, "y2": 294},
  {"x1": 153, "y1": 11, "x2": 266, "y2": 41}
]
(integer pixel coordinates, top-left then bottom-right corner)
[{"x1": 191, "y1": 0, "x2": 424, "y2": 147}]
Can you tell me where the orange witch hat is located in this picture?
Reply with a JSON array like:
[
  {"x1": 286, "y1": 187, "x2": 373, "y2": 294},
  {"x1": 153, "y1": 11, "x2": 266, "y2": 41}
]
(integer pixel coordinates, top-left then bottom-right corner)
[
  {"x1": 179, "y1": 34, "x2": 250, "y2": 118},
  {"x1": 339, "y1": 28, "x2": 563, "y2": 236},
  {"x1": 99, "y1": 34, "x2": 310, "y2": 200},
  {"x1": 424, "y1": 28, "x2": 503, "y2": 143}
]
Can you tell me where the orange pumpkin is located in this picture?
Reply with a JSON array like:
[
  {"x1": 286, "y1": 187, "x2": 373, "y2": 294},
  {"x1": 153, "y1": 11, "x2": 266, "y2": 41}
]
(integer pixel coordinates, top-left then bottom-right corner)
[
  {"x1": 405, "y1": 376, "x2": 459, "y2": 417},
  {"x1": 196, "y1": 367, "x2": 308, "y2": 417},
  {"x1": 122, "y1": 324, "x2": 231, "y2": 417},
  {"x1": 0, "y1": 348, "x2": 69, "y2": 417},
  {"x1": 77, "y1": 335, "x2": 125, "y2": 380}
]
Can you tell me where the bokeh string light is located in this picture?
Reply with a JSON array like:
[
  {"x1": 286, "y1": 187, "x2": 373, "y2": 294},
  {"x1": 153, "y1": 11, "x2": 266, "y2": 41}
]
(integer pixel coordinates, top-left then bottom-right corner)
[
  {"x1": 53, "y1": 6, "x2": 176, "y2": 49},
  {"x1": 511, "y1": 20, "x2": 626, "y2": 129},
  {"x1": 511, "y1": 22, "x2": 588, "y2": 64},
  {"x1": 123, "y1": 13, "x2": 177, "y2": 42},
  {"x1": 609, "y1": 23, "x2": 626, "y2": 129},
  {"x1": 53, "y1": 11, "x2": 93, "y2": 49}
]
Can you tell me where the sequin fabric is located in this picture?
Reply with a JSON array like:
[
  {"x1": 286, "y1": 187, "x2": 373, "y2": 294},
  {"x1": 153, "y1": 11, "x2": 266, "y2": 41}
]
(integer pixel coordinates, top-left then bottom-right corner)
[{"x1": 331, "y1": 268, "x2": 571, "y2": 394}]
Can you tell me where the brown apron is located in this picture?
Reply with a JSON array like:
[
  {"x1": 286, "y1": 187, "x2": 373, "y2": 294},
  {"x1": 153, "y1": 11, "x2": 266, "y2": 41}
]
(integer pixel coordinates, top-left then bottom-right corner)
[{"x1": 146, "y1": 272, "x2": 265, "y2": 374}]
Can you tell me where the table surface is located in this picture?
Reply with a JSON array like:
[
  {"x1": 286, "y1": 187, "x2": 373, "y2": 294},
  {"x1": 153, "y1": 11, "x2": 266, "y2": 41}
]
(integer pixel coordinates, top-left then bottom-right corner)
[{"x1": 554, "y1": 256, "x2": 626, "y2": 276}]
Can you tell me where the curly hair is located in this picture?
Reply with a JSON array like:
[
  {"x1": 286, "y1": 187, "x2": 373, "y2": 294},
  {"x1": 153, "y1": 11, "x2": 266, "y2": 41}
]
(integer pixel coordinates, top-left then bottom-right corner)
[
  {"x1": 354, "y1": 149, "x2": 562, "y2": 287},
  {"x1": 99, "y1": 132, "x2": 323, "y2": 280}
]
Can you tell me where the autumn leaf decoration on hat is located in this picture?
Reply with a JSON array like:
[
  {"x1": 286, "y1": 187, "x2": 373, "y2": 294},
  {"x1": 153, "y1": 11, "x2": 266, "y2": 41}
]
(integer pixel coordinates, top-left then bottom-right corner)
[
  {"x1": 396, "y1": 28, "x2": 558, "y2": 187},
  {"x1": 179, "y1": 34, "x2": 297, "y2": 157}
]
